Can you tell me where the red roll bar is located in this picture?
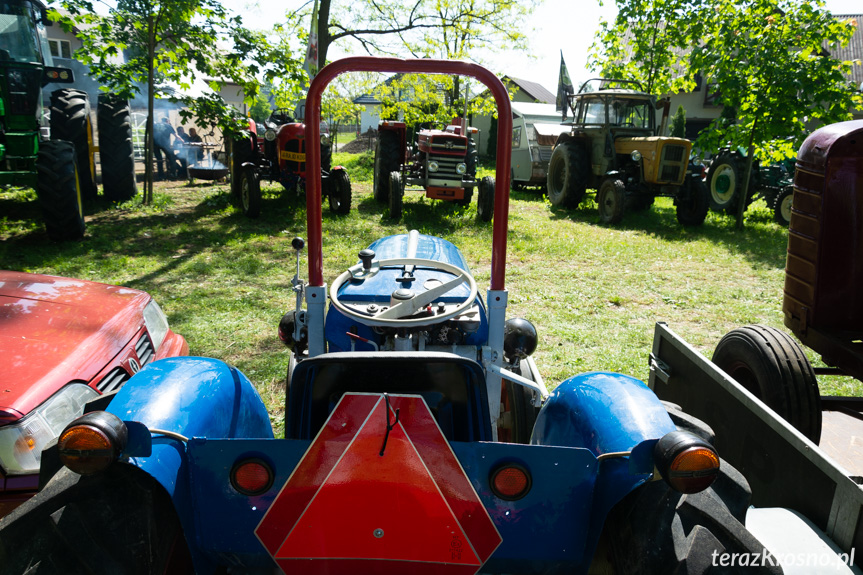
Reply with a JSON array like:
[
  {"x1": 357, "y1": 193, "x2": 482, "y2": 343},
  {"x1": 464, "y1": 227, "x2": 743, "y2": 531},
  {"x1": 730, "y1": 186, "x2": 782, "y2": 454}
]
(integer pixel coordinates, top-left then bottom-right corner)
[{"x1": 304, "y1": 57, "x2": 512, "y2": 290}]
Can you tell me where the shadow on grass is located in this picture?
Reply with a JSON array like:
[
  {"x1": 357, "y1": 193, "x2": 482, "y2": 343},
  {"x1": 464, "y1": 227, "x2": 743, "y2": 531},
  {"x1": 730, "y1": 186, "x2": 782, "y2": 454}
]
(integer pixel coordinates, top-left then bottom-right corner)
[{"x1": 546, "y1": 195, "x2": 788, "y2": 270}]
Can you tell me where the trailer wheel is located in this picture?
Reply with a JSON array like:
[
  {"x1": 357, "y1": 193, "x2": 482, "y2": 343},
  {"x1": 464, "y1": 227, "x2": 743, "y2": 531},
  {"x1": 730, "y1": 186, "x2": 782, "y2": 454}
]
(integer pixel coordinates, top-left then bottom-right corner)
[
  {"x1": 97, "y1": 94, "x2": 138, "y2": 202},
  {"x1": 676, "y1": 176, "x2": 710, "y2": 226},
  {"x1": 327, "y1": 169, "x2": 352, "y2": 215},
  {"x1": 597, "y1": 177, "x2": 625, "y2": 224},
  {"x1": 712, "y1": 325, "x2": 821, "y2": 443},
  {"x1": 374, "y1": 131, "x2": 400, "y2": 203},
  {"x1": 36, "y1": 140, "x2": 85, "y2": 242},
  {"x1": 477, "y1": 176, "x2": 494, "y2": 222},
  {"x1": 50, "y1": 88, "x2": 97, "y2": 202},
  {"x1": 388, "y1": 171, "x2": 402, "y2": 219},
  {"x1": 773, "y1": 186, "x2": 793, "y2": 226},
  {"x1": 546, "y1": 142, "x2": 587, "y2": 208},
  {"x1": 0, "y1": 467, "x2": 192, "y2": 575},
  {"x1": 240, "y1": 165, "x2": 262, "y2": 218}
]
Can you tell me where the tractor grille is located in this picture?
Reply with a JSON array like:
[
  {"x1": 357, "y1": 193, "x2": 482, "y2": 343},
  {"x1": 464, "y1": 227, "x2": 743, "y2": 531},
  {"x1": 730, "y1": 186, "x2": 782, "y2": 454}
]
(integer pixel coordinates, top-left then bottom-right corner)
[
  {"x1": 429, "y1": 135, "x2": 467, "y2": 153},
  {"x1": 658, "y1": 144, "x2": 688, "y2": 184},
  {"x1": 428, "y1": 154, "x2": 465, "y2": 182},
  {"x1": 136, "y1": 331, "x2": 156, "y2": 365},
  {"x1": 96, "y1": 367, "x2": 129, "y2": 394}
]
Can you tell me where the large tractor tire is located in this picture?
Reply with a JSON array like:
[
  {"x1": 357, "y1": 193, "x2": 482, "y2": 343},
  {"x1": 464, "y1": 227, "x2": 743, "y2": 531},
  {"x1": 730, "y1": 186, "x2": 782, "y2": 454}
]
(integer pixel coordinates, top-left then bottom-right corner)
[
  {"x1": 597, "y1": 177, "x2": 625, "y2": 224},
  {"x1": 712, "y1": 325, "x2": 821, "y2": 443},
  {"x1": 546, "y1": 141, "x2": 588, "y2": 208},
  {"x1": 707, "y1": 152, "x2": 756, "y2": 215},
  {"x1": 676, "y1": 176, "x2": 710, "y2": 226},
  {"x1": 36, "y1": 140, "x2": 85, "y2": 242},
  {"x1": 97, "y1": 94, "x2": 138, "y2": 203},
  {"x1": 327, "y1": 169, "x2": 352, "y2": 215},
  {"x1": 374, "y1": 130, "x2": 401, "y2": 203},
  {"x1": 230, "y1": 135, "x2": 256, "y2": 198},
  {"x1": 0, "y1": 467, "x2": 192, "y2": 575},
  {"x1": 603, "y1": 406, "x2": 782, "y2": 574},
  {"x1": 50, "y1": 89, "x2": 97, "y2": 203},
  {"x1": 477, "y1": 176, "x2": 495, "y2": 222}
]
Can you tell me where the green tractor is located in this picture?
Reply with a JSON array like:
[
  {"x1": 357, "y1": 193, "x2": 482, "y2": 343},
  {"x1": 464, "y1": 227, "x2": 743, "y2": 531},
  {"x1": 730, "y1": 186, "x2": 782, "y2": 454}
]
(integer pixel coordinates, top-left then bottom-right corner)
[{"x1": 2, "y1": 0, "x2": 136, "y2": 241}]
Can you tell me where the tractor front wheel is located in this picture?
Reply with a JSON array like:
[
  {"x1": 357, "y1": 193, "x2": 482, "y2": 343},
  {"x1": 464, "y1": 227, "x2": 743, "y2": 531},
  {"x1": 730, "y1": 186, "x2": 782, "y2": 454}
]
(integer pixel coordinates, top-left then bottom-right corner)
[
  {"x1": 327, "y1": 169, "x2": 352, "y2": 215},
  {"x1": 388, "y1": 171, "x2": 403, "y2": 219},
  {"x1": 374, "y1": 131, "x2": 400, "y2": 203},
  {"x1": 676, "y1": 176, "x2": 710, "y2": 226},
  {"x1": 36, "y1": 140, "x2": 85, "y2": 242},
  {"x1": 597, "y1": 177, "x2": 625, "y2": 224},
  {"x1": 773, "y1": 186, "x2": 793, "y2": 226},
  {"x1": 477, "y1": 176, "x2": 494, "y2": 222},
  {"x1": 240, "y1": 166, "x2": 262, "y2": 218}
]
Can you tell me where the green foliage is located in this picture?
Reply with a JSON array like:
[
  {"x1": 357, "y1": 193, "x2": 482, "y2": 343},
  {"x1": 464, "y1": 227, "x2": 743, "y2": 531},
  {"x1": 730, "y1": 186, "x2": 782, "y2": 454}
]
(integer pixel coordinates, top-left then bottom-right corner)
[
  {"x1": 670, "y1": 104, "x2": 686, "y2": 137},
  {"x1": 590, "y1": 0, "x2": 706, "y2": 96},
  {"x1": 691, "y1": 0, "x2": 863, "y2": 163}
]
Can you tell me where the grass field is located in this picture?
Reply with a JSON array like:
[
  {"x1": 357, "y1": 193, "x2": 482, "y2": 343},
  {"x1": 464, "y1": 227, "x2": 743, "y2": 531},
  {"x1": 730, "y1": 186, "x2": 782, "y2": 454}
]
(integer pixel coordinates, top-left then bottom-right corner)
[{"x1": 2, "y1": 166, "x2": 857, "y2": 435}]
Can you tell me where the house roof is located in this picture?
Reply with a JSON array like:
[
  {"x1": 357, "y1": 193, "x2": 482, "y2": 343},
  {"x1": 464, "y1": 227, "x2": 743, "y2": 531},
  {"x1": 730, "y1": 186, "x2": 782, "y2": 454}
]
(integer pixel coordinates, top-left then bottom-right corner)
[
  {"x1": 353, "y1": 93, "x2": 382, "y2": 105},
  {"x1": 505, "y1": 76, "x2": 556, "y2": 104}
]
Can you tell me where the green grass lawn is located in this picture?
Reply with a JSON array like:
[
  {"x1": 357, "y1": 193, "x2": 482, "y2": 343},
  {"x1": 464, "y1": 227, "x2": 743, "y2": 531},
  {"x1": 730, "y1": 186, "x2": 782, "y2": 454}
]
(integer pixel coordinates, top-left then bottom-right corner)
[{"x1": 2, "y1": 172, "x2": 857, "y2": 435}]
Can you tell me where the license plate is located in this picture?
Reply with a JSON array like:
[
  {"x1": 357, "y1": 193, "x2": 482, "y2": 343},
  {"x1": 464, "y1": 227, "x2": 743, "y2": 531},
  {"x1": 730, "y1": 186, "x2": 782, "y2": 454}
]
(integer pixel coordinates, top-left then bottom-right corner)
[{"x1": 280, "y1": 151, "x2": 305, "y2": 162}]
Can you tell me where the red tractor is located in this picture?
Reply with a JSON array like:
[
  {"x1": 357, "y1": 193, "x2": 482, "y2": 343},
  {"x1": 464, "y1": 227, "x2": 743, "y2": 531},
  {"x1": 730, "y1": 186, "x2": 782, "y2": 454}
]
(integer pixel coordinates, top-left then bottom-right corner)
[
  {"x1": 230, "y1": 109, "x2": 351, "y2": 218},
  {"x1": 373, "y1": 119, "x2": 494, "y2": 221}
]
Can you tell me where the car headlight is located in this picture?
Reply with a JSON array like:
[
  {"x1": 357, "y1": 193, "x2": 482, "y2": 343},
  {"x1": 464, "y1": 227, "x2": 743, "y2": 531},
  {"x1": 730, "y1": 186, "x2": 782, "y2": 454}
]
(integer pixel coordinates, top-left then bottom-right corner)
[
  {"x1": 264, "y1": 129, "x2": 277, "y2": 142},
  {"x1": 428, "y1": 160, "x2": 439, "y2": 173},
  {"x1": 456, "y1": 163, "x2": 467, "y2": 175},
  {"x1": 0, "y1": 384, "x2": 99, "y2": 475},
  {"x1": 143, "y1": 299, "x2": 169, "y2": 352}
]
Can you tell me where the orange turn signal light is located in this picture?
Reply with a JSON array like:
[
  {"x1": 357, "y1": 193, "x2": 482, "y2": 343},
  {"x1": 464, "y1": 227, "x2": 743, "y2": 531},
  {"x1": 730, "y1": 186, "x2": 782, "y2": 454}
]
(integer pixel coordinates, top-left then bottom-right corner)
[
  {"x1": 58, "y1": 412, "x2": 127, "y2": 475},
  {"x1": 654, "y1": 431, "x2": 720, "y2": 494}
]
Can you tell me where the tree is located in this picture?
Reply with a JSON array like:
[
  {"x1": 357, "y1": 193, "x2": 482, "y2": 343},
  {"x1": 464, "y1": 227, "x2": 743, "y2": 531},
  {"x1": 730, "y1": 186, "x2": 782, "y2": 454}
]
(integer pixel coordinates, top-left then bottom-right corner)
[
  {"x1": 670, "y1": 104, "x2": 686, "y2": 137},
  {"x1": 690, "y1": 0, "x2": 862, "y2": 227},
  {"x1": 590, "y1": 0, "x2": 706, "y2": 97},
  {"x1": 52, "y1": 0, "x2": 272, "y2": 203}
]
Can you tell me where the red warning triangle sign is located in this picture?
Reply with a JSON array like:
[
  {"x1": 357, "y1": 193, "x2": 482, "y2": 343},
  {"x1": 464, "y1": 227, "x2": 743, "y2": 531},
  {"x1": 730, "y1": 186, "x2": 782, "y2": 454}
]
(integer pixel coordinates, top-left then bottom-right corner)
[
  {"x1": 256, "y1": 393, "x2": 501, "y2": 575},
  {"x1": 276, "y1": 398, "x2": 480, "y2": 565}
]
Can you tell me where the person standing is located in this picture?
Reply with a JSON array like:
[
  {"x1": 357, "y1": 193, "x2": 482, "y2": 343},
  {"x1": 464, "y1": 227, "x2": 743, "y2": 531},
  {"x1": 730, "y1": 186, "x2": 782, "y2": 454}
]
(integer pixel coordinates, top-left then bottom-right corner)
[{"x1": 154, "y1": 117, "x2": 181, "y2": 180}]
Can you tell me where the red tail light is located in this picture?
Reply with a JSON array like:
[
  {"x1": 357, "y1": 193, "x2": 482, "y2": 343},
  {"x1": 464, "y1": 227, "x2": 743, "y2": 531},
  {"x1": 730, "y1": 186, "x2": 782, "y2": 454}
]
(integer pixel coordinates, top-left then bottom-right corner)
[
  {"x1": 490, "y1": 464, "x2": 531, "y2": 500},
  {"x1": 231, "y1": 459, "x2": 273, "y2": 495}
]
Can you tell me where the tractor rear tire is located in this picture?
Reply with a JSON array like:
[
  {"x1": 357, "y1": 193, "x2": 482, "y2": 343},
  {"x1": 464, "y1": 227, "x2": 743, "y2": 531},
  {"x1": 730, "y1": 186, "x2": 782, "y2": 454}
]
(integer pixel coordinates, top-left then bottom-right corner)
[
  {"x1": 230, "y1": 135, "x2": 256, "y2": 198},
  {"x1": 374, "y1": 131, "x2": 400, "y2": 203},
  {"x1": 388, "y1": 171, "x2": 403, "y2": 219},
  {"x1": 676, "y1": 176, "x2": 710, "y2": 226},
  {"x1": 546, "y1": 141, "x2": 588, "y2": 208},
  {"x1": 773, "y1": 186, "x2": 793, "y2": 226},
  {"x1": 597, "y1": 177, "x2": 625, "y2": 224},
  {"x1": 712, "y1": 325, "x2": 821, "y2": 443},
  {"x1": 50, "y1": 88, "x2": 97, "y2": 203},
  {"x1": 97, "y1": 94, "x2": 138, "y2": 203},
  {"x1": 240, "y1": 165, "x2": 262, "y2": 218},
  {"x1": 477, "y1": 176, "x2": 494, "y2": 222},
  {"x1": 327, "y1": 169, "x2": 352, "y2": 215},
  {"x1": 36, "y1": 140, "x2": 85, "y2": 242},
  {"x1": 0, "y1": 467, "x2": 192, "y2": 575},
  {"x1": 706, "y1": 152, "x2": 741, "y2": 212},
  {"x1": 604, "y1": 405, "x2": 781, "y2": 575}
]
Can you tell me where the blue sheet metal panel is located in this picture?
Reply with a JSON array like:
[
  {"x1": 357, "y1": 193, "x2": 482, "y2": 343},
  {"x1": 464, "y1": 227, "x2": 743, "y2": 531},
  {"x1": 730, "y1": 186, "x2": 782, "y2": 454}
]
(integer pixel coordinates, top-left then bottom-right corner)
[
  {"x1": 106, "y1": 357, "x2": 274, "y2": 441},
  {"x1": 186, "y1": 438, "x2": 310, "y2": 570},
  {"x1": 367, "y1": 232, "x2": 472, "y2": 271},
  {"x1": 532, "y1": 371, "x2": 676, "y2": 455},
  {"x1": 184, "y1": 439, "x2": 602, "y2": 573}
]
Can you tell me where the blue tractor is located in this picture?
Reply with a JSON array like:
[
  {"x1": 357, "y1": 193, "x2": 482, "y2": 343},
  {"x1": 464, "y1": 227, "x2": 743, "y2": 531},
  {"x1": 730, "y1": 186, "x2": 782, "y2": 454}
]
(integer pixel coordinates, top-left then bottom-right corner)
[{"x1": 0, "y1": 58, "x2": 778, "y2": 575}]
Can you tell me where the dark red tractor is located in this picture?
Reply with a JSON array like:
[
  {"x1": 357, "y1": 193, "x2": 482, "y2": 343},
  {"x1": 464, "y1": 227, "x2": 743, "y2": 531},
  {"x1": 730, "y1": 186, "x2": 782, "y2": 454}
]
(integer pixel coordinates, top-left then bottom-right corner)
[
  {"x1": 373, "y1": 118, "x2": 494, "y2": 221},
  {"x1": 230, "y1": 109, "x2": 351, "y2": 218}
]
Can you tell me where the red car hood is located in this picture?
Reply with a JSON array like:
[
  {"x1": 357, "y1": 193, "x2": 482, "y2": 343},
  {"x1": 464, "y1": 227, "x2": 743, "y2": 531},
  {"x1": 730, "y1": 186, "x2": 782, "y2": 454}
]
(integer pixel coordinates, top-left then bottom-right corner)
[{"x1": 0, "y1": 271, "x2": 150, "y2": 421}]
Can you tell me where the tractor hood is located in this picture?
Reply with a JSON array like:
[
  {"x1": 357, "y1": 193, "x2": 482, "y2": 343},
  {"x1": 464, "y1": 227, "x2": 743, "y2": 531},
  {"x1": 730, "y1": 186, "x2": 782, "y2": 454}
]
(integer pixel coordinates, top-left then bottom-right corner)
[{"x1": 0, "y1": 271, "x2": 149, "y2": 421}]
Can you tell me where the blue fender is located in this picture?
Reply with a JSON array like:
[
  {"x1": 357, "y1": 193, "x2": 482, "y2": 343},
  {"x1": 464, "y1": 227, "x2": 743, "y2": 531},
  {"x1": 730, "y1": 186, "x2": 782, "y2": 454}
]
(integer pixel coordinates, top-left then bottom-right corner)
[
  {"x1": 104, "y1": 357, "x2": 273, "y2": 574},
  {"x1": 532, "y1": 371, "x2": 677, "y2": 569}
]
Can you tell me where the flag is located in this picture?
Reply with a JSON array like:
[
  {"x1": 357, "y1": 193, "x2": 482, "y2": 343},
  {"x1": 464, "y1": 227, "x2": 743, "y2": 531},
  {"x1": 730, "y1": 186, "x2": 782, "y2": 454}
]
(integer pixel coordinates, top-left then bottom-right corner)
[
  {"x1": 556, "y1": 51, "x2": 573, "y2": 120},
  {"x1": 303, "y1": 0, "x2": 320, "y2": 80}
]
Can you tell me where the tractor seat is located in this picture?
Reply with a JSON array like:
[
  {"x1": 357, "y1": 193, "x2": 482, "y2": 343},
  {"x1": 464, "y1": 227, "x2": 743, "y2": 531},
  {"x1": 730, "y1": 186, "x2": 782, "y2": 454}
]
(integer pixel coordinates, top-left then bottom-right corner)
[{"x1": 285, "y1": 351, "x2": 491, "y2": 442}]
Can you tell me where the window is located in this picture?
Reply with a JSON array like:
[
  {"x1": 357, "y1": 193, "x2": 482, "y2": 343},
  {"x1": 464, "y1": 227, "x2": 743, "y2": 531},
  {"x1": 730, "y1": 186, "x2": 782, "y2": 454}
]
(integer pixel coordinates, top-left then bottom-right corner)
[
  {"x1": 48, "y1": 39, "x2": 71, "y2": 60},
  {"x1": 512, "y1": 126, "x2": 522, "y2": 148}
]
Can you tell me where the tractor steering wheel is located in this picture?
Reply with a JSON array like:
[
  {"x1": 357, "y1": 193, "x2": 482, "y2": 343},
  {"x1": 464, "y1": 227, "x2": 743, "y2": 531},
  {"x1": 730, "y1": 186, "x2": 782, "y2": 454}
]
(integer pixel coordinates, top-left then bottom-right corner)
[{"x1": 329, "y1": 258, "x2": 478, "y2": 328}]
